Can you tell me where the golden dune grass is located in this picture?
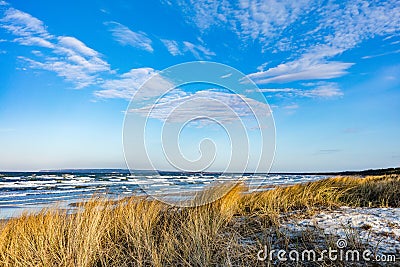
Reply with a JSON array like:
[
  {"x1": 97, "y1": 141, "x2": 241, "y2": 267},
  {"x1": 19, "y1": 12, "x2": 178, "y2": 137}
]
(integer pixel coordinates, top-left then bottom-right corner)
[
  {"x1": 0, "y1": 175, "x2": 399, "y2": 266},
  {"x1": 241, "y1": 175, "x2": 400, "y2": 222}
]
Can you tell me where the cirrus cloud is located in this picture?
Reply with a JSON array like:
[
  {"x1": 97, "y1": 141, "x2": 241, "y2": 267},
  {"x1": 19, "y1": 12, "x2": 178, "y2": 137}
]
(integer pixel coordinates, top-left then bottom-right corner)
[
  {"x1": 129, "y1": 89, "x2": 271, "y2": 125},
  {"x1": 105, "y1": 21, "x2": 153, "y2": 53},
  {"x1": 0, "y1": 6, "x2": 111, "y2": 88}
]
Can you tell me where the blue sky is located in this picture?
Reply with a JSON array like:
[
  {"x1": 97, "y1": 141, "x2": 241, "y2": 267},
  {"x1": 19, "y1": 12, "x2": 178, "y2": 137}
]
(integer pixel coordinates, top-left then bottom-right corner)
[{"x1": 0, "y1": 0, "x2": 399, "y2": 172}]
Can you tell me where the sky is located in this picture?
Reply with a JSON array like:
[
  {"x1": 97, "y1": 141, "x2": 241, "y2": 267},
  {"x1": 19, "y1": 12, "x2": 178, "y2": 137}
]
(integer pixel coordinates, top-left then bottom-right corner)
[{"x1": 0, "y1": 0, "x2": 399, "y2": 172}]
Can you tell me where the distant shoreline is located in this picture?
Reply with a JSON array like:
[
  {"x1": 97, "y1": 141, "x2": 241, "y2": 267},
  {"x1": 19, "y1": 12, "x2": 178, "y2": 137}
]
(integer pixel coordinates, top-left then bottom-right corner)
[{"x1": 1, "y1": 166, "x2": 399, "y2": 176}]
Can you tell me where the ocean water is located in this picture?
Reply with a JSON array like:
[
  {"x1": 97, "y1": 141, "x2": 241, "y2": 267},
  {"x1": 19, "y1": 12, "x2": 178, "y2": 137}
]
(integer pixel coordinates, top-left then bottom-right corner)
[{"x1": 0, "y1": 172, "x2": 329, "y2": 219}]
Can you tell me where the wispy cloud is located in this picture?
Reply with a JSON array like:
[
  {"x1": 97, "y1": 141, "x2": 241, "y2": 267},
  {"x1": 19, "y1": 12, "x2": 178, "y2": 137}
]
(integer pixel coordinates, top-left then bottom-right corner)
[
  {"x1": 105, "y1": 21, "x2": 153, "y2": 52},
  {"x1": 0, "y1": 4, "x2": 174, "y2": 95},
  {"x1": 220, "y1": 73, "x2": 232, "y2": 79},
  {"x1": 1, "y1": 6, "x2": 110, "y2": 88},
  {"x1": 177, "y1": 0, "x2": 400, "y2": 53},
  {"x1": 172, "y1": 0, "x2": 312, "y2": 45},
  {"x1": 303, "y1": 83, "x2": 343, "y2": 98},
  {"x1": 251, "y1": 0, "x2": 400, "y2": 82},
  {"x1": 281, "y1": 103, "x2": 299, "y2": 115},
  {"x1": 258, "y1": 82, "x2": 343, "y2": 98},
  {"x1": 94, "y1": 68, "x2": 174, "y2": 100},
  {"x1": 258, "y1": 88, "x2": 296, "y2": 93},
  {"x1": 173, "y1": 0, "x2": 400, "y2": 83},
  {"x1": 20, "y1": 53, "x2": 109, "y2": 89},
  {"x1": 182, "y1": 41, "x2": 215, "y2": 59},
  {"x1": 57, "y1": 36, "x2": 99, "y2": 57},
  {"x1": 161, "y1": 38, "x2": 215, "y2": 59},
  {"x1": 95, "y1": 68, "x2": 155, "y2": 99},
  {"x1": 0, "y1": 8, "x2": 53, "y2": 48},
  {"x1": 161, "y1": 39, "x2": 183, "y2": 56},
  {"x1": 282, "y1": 104, "x2": 299, "y2": 110},
  {"x1": 248, "y1": 58, "x2": 353, "y2": 84},
  {"x1": 317, "y1": 1, "x2": 400, "y2": 54},
  {"x1": 129, "y1": 89, "x2": 271, "y2": 124},
  {"x1": 362, "y1": 49, "x2": 400, "y2": 59}
]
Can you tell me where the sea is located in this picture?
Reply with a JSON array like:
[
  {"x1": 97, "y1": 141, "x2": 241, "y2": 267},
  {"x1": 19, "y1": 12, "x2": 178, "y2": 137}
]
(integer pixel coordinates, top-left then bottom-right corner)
[{"x1": 0, "y1": 170, "x2": 330, "y2": 219}]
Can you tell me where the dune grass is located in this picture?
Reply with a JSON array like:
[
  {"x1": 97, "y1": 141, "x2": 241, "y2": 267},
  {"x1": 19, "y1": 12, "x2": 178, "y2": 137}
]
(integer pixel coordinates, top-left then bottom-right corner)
[
  {"x1": 241, "y1": 174, "x2": 400, "y2": 225},
  {"x1": 0, "y1": 175, "x2": 399, "y2": 266}
]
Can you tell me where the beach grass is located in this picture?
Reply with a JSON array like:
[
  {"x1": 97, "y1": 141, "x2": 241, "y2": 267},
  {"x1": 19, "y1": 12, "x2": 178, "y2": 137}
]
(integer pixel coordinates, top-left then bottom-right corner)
[{"x1": 0, "y1": 174, "x2": 399, "y2": 266}]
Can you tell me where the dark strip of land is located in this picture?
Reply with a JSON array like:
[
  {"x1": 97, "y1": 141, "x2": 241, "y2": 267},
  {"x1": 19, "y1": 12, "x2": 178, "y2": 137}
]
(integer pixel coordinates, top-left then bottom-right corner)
[{"x1": 1, "y1": 167, "x2": 399, "y2": 177}]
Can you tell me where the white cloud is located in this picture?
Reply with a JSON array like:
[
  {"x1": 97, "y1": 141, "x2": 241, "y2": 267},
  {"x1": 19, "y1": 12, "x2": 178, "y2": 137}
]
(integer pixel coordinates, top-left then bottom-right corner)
[
  {"x1": 19, "y1": 40, "x2": 110, "y2": 88},
  {"x1": 247, "y1": 45, "x2": 354, "y2": 84},
  {"x1": 0, "y1": 8, "x2": 53, "y2": 48},
  {"x1": 176, "y1": 0, "x2": 400, "y2": 52},
  {"x1": 256, "y1": 62, "x2": 269, "y2": 72},
  {"x1": 172, "y1": 0, "x2": 400, "y2": 84},
  {"x1": 248, "y1": 58, "x2": 353, "y2": 84},
  {"x1": 220, "y1": 73, "x2": 232, "y2": 79},
  {"x1": 129, "y1": 89, "x2": 271, "y2": 124},
  {"x1": 258, "y1": 83, "x2": 343, "y2": 98},
  {"x1": 283, "y1": 104, "x2": 299, "y2": 110},
  {"x1": 182, "y1": 41, "x2": 215, "y2": 59},
  {"x1": 319, "y1": 1, "x2": 400, "y2": 52},
  {"x1": 0, "y1": 8, "x2": 49, "y2": 37},
  {"x1": 259, "y1": 88, "x2": 296, "y2": 93},
  {"x1": 302, "y1": 84, "x2": 343, "y2": 98},
  {"x1": 232, "y1": 0, "x2": 313, "y2": 44},
  {"x1": 12, "y1": 36, "x2": 54, "y2": 48},
  {"x1": 105, "y1": 21, "x2": 153, "y2": 53},
  {"x1": 362, "y1": 49, "x2": 400, "y2": 59},
  {"x1": 174, "y1": 0, "x2": 312, "y2": 45},
  {"x1": 94, "y1": 68, "x2": 174, "y2": 100},
  {"x1": 1, "y1": 5, "x2": 167, "y2": 94},
  {"x1": 20, "y1": 56, "x2": 102, "y2": 88},
  {"x1": 57, "y1": 36, "x2": 99, "y2": 57},
  {"x1": 160, "y1": 38, "x2": 215, "y2": 59},
  {"x1": 1, "y1": 6, "x2": 110, "y2": 88},
  {"x1": 99, "y1": 8, "x2": 109, "y2": 14},
  {"x1": 95, "y1": 68, "x2": 155, "y2": 99},
  {"x1": 161, "y1": 39, "x2": 183, "y2": 56}
]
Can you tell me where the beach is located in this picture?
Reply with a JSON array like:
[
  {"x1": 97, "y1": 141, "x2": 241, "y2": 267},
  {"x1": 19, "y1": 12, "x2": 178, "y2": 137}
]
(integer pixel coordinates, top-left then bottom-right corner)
[{"x1": 0, "y1": 174, "x2": 399, "y2": 266}]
